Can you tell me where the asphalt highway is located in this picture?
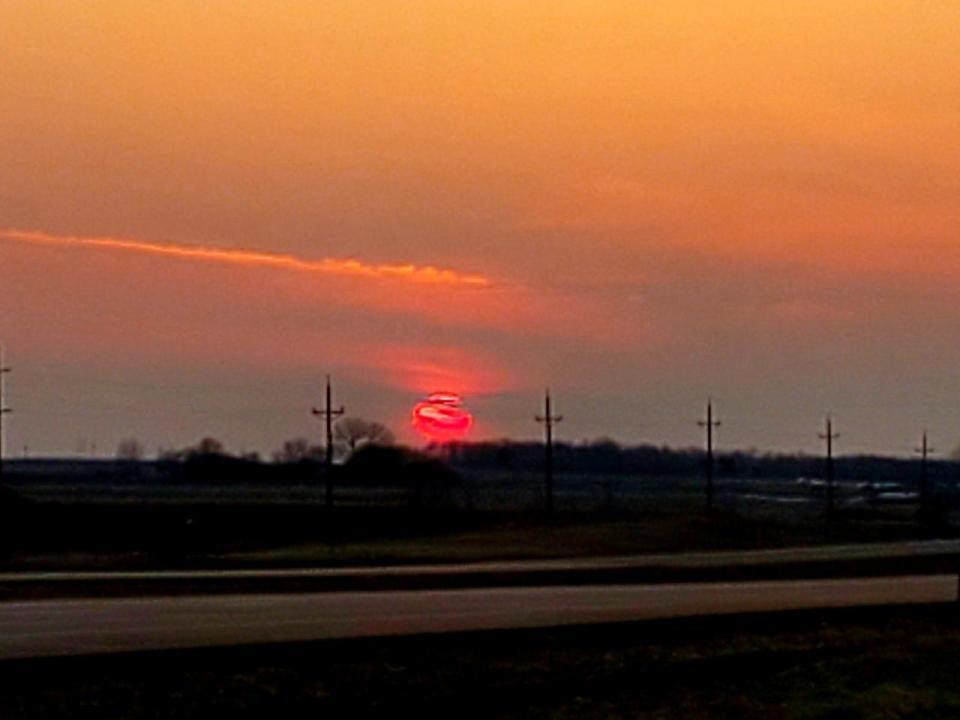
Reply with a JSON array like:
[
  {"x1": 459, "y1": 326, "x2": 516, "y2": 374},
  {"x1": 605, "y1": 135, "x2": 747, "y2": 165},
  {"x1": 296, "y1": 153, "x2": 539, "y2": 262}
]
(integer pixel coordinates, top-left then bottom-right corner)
[
  {"x1": 4, "y1": 539, "x2": 960, "y2": 583},
  {"x1": 0, "y1": 574, "x2": 955, "y2": 660}
]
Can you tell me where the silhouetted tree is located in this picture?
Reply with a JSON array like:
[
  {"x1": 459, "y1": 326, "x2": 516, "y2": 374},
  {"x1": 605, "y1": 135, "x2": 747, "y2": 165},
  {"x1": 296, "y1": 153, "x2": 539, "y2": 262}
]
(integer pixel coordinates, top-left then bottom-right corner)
[
  {"x1": 272, "y1": 438, "x2": 322, "y2": 463},
  {"x1": 160, "y1": 437, "x2": 228, "y2": 461},
  {"x1": 334, "y1": 418, "x2": 395, "y2": 459},
  {"x1": 950, "y1": 441, "x2": 960, "y2": 462},
  {"x1": 116, "y1": 438, "x2": 145, "y2": 460},
  {"x1": 343, "y1": 444, "x2": 460, "y2": 508},
  {"x1": 344, "y1": 444, "x2": 410, "y2": 479},
  {"x1": 191, "y1": 437, "x2": 225, "y2": 457}
]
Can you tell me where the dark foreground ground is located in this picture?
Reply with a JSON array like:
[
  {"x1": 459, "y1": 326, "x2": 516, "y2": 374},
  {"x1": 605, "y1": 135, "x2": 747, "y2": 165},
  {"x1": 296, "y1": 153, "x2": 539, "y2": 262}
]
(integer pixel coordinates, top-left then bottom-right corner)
[
  {"x1": 2, "y1": 604, "x2": 959, "y2": 719},
  {"x1": 3, "y1": 500, "x2": 955, "y2": 572}
]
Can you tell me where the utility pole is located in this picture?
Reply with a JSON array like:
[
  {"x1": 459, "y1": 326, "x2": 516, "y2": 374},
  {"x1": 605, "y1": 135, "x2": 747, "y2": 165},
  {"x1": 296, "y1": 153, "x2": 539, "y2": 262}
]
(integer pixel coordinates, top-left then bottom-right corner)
[
  {"x1": 819, "y1": 415, "x2": 839, "y2": 517},
  {"x1": 915, "y1": 429, "x2": 934, "y2": 516},
  {"x1": 698, "y1": 398, "x2": 721, "y2": 514},
  {"x1": 0, "y1": 348, "x2": 10, "y2": 485},
  {"x1": 312, "y1": 375, "x2": 344, "y2": 509},
  {"x1": 535, "y1": 389, "x2": 563, "y2": 519}
]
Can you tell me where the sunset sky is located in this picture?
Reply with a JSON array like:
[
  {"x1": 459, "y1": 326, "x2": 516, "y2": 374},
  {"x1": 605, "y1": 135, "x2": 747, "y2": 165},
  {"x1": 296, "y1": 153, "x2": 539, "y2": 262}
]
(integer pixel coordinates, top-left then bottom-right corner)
[{"x1": 2, "y1": 1, "x2": 959, "y2": 457}]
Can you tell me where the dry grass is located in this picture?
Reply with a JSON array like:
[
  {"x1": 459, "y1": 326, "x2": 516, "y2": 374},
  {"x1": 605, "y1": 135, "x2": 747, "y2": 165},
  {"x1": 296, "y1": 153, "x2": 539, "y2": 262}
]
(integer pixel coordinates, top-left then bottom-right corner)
[{"x1": 3, "y1": 605, "x2": 959, "y2": 719}]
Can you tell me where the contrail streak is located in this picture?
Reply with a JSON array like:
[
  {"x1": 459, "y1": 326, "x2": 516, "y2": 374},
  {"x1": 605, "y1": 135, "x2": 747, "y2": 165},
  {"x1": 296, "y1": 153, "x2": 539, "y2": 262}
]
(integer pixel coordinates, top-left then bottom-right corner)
[{"x1": 0, "y1": 229, "x2": 491, "y2": 288}]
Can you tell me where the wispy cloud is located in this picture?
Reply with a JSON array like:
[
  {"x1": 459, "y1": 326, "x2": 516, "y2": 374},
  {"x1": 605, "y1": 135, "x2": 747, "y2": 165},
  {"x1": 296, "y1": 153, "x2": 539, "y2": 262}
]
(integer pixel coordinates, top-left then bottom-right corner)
[
  {"x1": 1, "y1": 227, "x2": 646, "y2": 348},
  {"x1": 0, "y1": 229, "x2": 492, "y2": 288}
]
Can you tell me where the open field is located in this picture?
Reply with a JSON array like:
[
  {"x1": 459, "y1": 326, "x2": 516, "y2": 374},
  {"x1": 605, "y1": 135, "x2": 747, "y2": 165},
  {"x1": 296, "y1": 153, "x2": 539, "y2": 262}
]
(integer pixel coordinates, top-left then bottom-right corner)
[
  {"x1": 2, "y1": 604, "x2": 960, "y2": 718},
  {"x1": 3, "y1": 465, "x2": 957, "y2": 573},
  {"x1": 2, "y1": 502, "x2": 955, "y2": 574}
]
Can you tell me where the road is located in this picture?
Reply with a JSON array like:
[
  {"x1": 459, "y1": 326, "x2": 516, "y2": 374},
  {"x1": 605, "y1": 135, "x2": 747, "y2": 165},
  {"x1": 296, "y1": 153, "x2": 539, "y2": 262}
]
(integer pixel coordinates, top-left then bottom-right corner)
[
  {"x1": 4, "y1": 539, "x2": 960, "y2": 584},
  {"x1": 0, "y1": 575, "x2": 955, "y2": 660}
]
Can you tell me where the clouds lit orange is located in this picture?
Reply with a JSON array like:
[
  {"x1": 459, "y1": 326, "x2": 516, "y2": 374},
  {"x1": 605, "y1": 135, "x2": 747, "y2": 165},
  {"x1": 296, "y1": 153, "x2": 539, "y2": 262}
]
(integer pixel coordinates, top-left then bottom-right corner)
[
  {"x1": 0, "y1": 227, "x2": 642, "y2": 348},
  {"x1": 0, "y1": 230, "x2": 491, "y2": 289},
  {"x1": 3, "y1": 2, "x2": 959, "y2": 452}
]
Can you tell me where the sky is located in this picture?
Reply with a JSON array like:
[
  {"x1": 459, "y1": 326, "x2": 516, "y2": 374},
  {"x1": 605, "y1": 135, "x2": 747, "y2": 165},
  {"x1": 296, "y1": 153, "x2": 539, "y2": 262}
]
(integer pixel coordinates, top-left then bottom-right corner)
[{"x1": 1, "y1": 1, "x2": 959, "y2": 458}]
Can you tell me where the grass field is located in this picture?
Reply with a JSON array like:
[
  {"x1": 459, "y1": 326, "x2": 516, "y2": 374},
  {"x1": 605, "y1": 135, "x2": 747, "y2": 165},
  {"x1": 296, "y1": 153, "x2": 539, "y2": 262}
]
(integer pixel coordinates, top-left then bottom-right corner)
[
  {"x1": 2, "y1": 468, "x2": 956, "y2": 573},
  {"x1": 2, "y1": 604, "x2": 959, "y2": 718},
  {"x1": 2, "y1": 501, "x2": 950, "y2": 573},
  {"x1": 216, "y1": 499, "x2": 940, "y2": 566},
  {"x1": 0, "y1": 501, "x2": 957, "y2": 570}
]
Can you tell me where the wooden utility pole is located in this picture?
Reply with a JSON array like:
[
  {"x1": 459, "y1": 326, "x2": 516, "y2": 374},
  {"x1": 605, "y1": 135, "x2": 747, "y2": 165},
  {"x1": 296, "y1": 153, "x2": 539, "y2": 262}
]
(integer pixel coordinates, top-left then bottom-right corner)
[
  {"x1": 535, "y1": 389, "x2": 563, "y2": 518},
  {"x1": 819, "y1": 415, "x2": 839, "y2": 517},
  {"x1": 698, "y1": 398, "x2": 721, "y2": 514},
  {"x1": 312, "y1": 375, "x2": 344, "y2": 509},
  {"x1": 915, "y1": 429, "x2": 934, "y2": 515},
  {"x1": 0, "y1": 348, "x2": 10, "y2": 485}
]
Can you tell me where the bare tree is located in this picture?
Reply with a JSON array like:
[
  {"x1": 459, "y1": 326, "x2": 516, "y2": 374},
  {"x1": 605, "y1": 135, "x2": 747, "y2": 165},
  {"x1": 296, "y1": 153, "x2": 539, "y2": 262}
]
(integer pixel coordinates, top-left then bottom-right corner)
[
  {"x1": 334, "y1": 418, "x2": 395, "y2": 459},
  {"x1": 195, "y1": 437, "x2": 225, "y2": 456},
  {"x1": 157, "y1": 437, "x2": 227, "y2": 462},
  {"x1": 116, "y1": 438, "x2": 145, "y2": 460},
  {"x1": 272, "y1": 438, "x2": 322, "y2": 463}
]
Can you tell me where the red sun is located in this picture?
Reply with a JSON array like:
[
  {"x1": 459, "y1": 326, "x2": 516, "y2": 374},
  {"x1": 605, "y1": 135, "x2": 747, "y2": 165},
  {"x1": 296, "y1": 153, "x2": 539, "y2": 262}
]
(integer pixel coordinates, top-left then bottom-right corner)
[{"x1": 412, "y1": 391, "x2": 473, "y2": 443}]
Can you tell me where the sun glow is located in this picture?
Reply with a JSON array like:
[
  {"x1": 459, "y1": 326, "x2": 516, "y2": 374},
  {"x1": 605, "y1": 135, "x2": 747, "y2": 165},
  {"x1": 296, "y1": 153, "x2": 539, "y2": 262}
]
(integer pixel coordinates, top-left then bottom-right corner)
[{"x1": 412, "y1": 392, "x2": 473, "y2": 443}]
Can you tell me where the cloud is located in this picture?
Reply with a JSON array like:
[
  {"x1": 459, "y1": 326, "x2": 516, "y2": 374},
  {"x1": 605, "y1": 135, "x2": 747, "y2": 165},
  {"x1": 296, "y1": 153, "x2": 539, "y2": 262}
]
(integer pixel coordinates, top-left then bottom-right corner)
[
  {"x1": 0, "y1": 229, "x2": 491, "y2": 288},
  {"x1": 0, "y1": 226, "x2": 652, "y2": 406},
  {"x1": 0, "y1": 227, "x2": 646, "y2": 347}
]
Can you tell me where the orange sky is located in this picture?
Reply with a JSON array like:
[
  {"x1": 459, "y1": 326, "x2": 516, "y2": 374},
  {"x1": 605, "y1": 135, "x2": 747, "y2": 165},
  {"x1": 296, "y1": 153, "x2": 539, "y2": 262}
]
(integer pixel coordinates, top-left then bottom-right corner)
[{"x1": 1, "y1": 2, "x2": 959, "y2": 454}]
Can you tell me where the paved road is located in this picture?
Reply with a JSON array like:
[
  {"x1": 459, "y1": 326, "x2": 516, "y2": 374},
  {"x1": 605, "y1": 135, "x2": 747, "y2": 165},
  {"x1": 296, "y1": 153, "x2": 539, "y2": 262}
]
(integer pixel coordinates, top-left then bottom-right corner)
[
  {"x1": 0, "y1": 575, "x2": 955, "y2": 660},
  {"x1": 4, "y1": 539, "x2": 959, "y2": 584}
]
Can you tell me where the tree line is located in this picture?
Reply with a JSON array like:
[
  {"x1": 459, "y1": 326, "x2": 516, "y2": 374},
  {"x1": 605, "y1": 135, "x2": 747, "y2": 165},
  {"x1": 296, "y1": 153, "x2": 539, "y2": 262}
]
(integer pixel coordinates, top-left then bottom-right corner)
[{"x1": 116, "y1": 417, "x2": 394, "y2": 463}]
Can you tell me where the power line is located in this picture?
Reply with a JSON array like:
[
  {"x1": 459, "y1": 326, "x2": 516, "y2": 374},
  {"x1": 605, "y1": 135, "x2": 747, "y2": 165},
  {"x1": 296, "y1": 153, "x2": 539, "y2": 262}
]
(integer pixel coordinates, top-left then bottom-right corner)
[
  {"x1": 535, "y1": 389, "x2": 563, "y2": 519},
  {"x1": 697, "y1": 398, "x2": 721, "y2": 514},
  {"x1": 312, "y1": 374, "x2": 345, "y2": 509}
]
